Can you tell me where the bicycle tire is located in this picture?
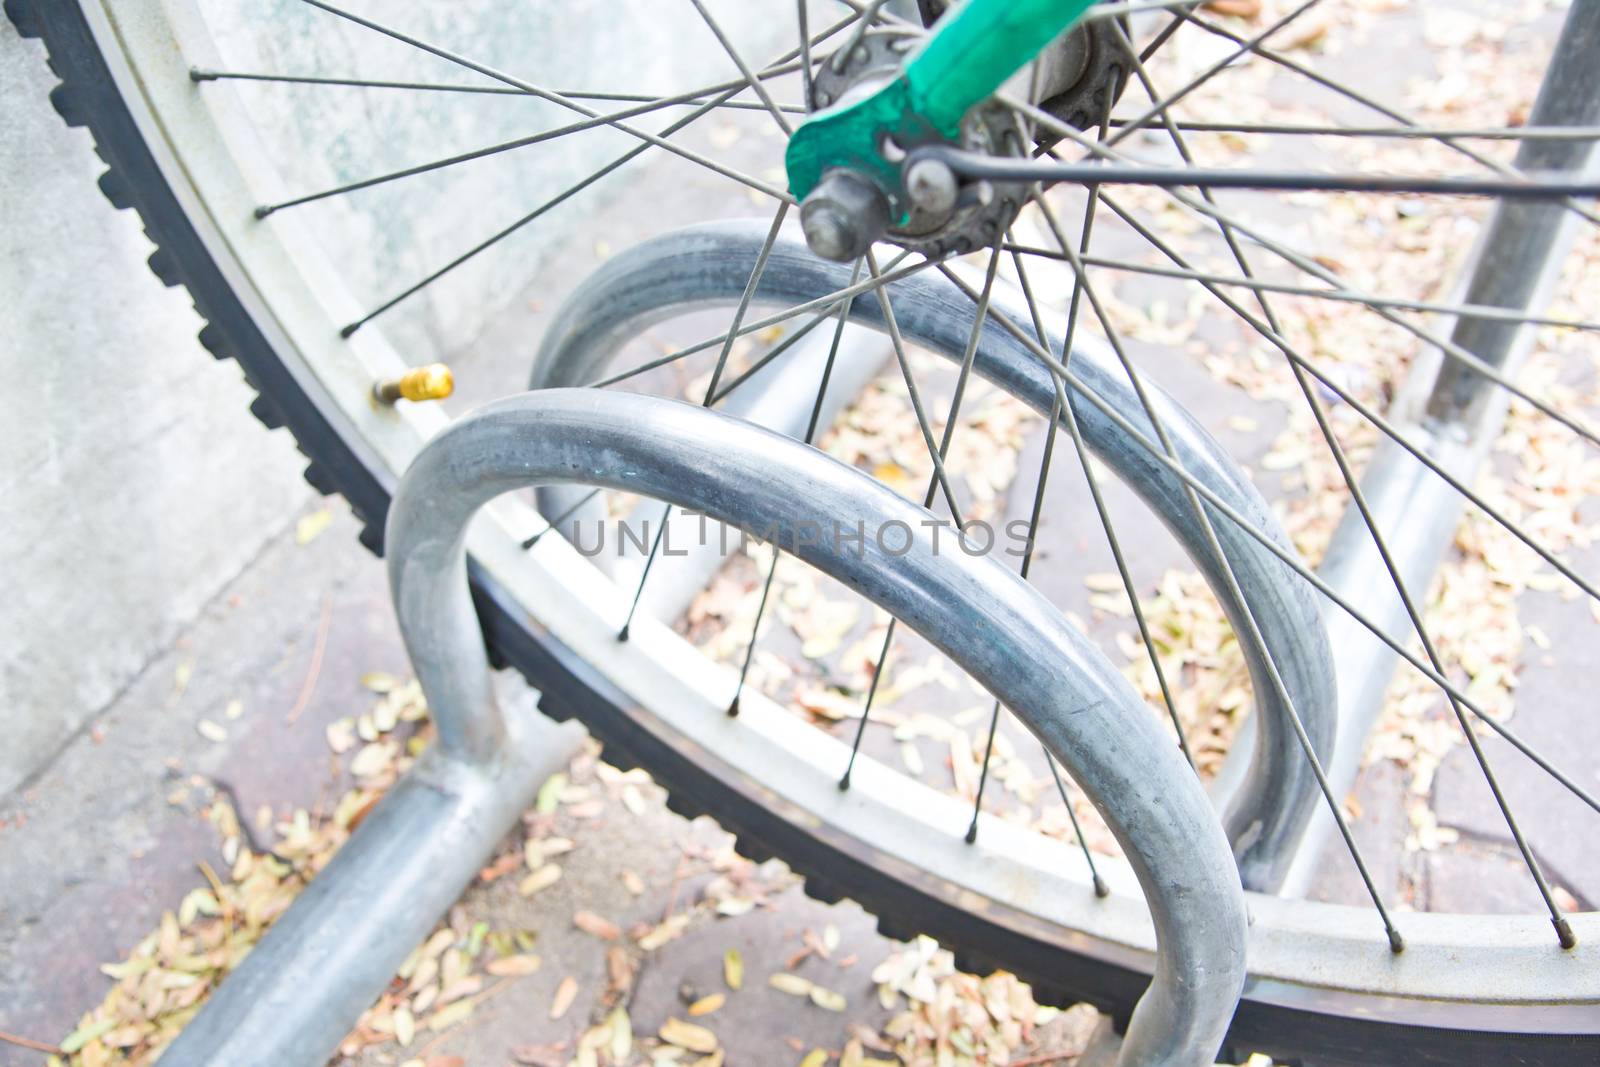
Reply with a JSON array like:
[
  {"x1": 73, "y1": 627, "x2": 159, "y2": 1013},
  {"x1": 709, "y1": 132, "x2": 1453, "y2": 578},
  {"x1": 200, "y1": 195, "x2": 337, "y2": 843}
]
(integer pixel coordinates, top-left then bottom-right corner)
[{"x1": 8, "y1": 2, "x2": 1594, "y2": 1063}]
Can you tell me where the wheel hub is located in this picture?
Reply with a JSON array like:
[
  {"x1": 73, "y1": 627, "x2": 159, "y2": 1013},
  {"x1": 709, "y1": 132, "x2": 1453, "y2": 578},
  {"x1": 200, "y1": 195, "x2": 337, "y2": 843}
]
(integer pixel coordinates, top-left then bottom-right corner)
[
  {"x1": 917, "y1": 0, "x2": 1129, "y2": 143},
  {"x1": 801, "y1": 28, "x2": 1029, "y2": 260}
]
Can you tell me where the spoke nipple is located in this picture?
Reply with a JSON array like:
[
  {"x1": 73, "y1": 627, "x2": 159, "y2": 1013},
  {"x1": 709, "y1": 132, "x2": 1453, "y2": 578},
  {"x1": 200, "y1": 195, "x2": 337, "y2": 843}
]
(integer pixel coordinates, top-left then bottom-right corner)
[
  {"x1": 1092, "y1": 875, "x2": 1110, "y2": 898},
  {"x1": 253, "y1": 205, "x2": 276, "y2": 220},
  {"x1": 1386, "y1": 927, "x2": 1405, "y2": 955},
  {"x1": 374, "y1": 363, "x2": 454, "y2": 405},
  {"x1": 963, "y1": 821, "x2": 979, "y2": 845},
  {"x1": 189, "y1": 68, "x2": 214, "y2": 82},
  {"x1": 617, "y1": 623, "x2": 631, "y2": 643},
  {"x1": 1555, "y1": 917, "x2": 1577, "y2": 950},
  {"x1": 340, "y1": 322, "x2": 362, "y2": 340},
  {"x1": 837, "y1": 771, "x2": 852, "y2": 792},
  {"x1": 726, "y1": 695, "x2": 741, "y2": 718},
  {"x1": 520, "y1": 529, "x2": 546, "y2": 550}
]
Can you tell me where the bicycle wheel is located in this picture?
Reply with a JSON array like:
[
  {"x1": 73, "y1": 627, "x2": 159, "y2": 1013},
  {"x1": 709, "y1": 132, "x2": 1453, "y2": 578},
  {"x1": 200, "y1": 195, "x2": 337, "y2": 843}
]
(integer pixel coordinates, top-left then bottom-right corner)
[{"x1": 11, "y1": 0, "x2": 1598, "y2": 1062}]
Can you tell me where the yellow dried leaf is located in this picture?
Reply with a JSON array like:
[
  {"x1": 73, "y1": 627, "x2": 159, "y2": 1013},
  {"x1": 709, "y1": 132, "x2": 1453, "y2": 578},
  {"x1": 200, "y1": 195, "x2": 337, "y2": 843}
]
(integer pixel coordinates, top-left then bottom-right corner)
[
  {"x1": 574, "y1": 910, "x2": 621, "y2": 941},
  {"x1": 360, "y1": 671, "x2": 398, "y2": 693},
  {"x1": 809, "y1": 985, "x2": 847, "y2": 1012},
  {"x1": 607, "y1": 1006, "x2": 633, "y2": 1060},
  {"x1": 798, "y1": 1049, "x2": 829, "y2": 1067},
  {"x1": 535, "y1": 773, "x2": 567, "y2": 814},
  {"x1": 296, "y1": 508, "x2": 333, "y2": 545},
  {"x1": 60, "y1": 1018, "x2": 117, "y2": 1054},
  {"x1": 427, "y1": 998, "x2": 474, "y2": 1033},
  {"x1": 638, "y1": 914, "x2": 688, "y2": 952},
  {"x1": 518, "y1": 864, "x2": 562, "y2": 897},
  {"x1": 768, "y1": 972, "x2": 814, "y2": 996},
  {"x1": 394, "y1": 1006, "x2": 415, "y2": 1047},
  {"x1": 486, "y1": 954, "x2": 542, "y2": 977},
  {"x1": 294, "y1": 508, "x2": 331, "y2": 543},
  {"x1": 550, "y1": 976, "x2": 579, "y2": 1020},
  {"x1": 687, "y1": 993, "x2": 725, "y2": 1016},
  {"x1": 659, "y1": 1017, "x2": 719, "y2": 1054},
  {"x1": 723, "y1": 948, "x2": 744, "y2": 990}
]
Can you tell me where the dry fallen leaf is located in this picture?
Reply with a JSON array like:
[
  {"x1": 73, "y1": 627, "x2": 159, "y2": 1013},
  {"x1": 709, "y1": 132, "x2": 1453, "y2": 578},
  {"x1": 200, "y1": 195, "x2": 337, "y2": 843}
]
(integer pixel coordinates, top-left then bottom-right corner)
[
  {"x1": 486, "y1": 954, "x2": 542, "y2": 977},
  {"x1": 687, "y1": 993, "x2": 726, "y2": 1017},
  {"x1": 659, "y1": 1017, "x2": 719, "y2": 1054},
  {"x1": 809, "y1": 985, "x2": 847, "y2": 1012},
  {"x1": 295, "y1": 507, "x2": 332, "y2": 545},
  {"x1": 518, "y1": 864, "x2": 562, "y2": 897},
  {"x1": 574, "y1": 910, "x2": 621, "y2": 941},
  {"x1": 768, "y1": 972, "x2": 814, "y2": 997},
  {"x1": 723, "y1": 948, "x2": 744, "y2": 990},
  {"x1": 550, "y1": 976, "x2": 579, "y2": 1020}
]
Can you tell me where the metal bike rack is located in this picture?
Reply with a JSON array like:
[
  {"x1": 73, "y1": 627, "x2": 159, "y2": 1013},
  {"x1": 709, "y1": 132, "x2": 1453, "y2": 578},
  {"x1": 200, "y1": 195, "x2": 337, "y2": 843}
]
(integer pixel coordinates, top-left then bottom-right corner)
[
  {"x1": 529, "y1": 221, "x2": 1337, "y2": 892},
  {"x1": 155, "y1": 539, "x2": 585, "y2": 1061},
  {"x1": 179, "y1": 388, "x2": 1247, "y2": 1066}
]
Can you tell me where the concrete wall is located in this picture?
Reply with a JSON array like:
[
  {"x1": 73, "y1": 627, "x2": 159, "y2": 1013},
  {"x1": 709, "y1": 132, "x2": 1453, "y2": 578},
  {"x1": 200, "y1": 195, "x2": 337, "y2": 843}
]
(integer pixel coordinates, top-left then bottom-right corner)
[
  {"x1": 0, "y1": 2, "x2": 786, "y2": 794},
  {"x1": 1, "y1": 20, "x2": 313, "y2": 795}
]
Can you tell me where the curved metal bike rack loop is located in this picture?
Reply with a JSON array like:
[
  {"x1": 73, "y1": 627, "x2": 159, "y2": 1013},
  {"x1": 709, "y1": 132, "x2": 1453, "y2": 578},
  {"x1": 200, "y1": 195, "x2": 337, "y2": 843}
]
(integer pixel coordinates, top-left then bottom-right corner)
[
  {"x1": 529, "y1": 221, "x2": 1336, "y2": 892},
  {"x1": 385, "y1": 389, "x2": 1246, "y2": 1066}
]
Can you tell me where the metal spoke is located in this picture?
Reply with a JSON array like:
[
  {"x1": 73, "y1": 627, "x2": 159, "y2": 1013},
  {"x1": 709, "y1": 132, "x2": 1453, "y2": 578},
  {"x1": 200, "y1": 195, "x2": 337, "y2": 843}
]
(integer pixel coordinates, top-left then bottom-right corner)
[
  {"x1": 618, "y1": 204, "x2": 792, "y2": 642},
  {"x1": 1047, "y1": 756, "x2": 1110, "y2": 897},
  {"x1": 957, "y1": 225, "x2": 1406, "y2": 949},
  {"x1": 1105, "y1": 116, "x2": 1600, "y2": 142},
  {"x1": 1015, "y1": 236, "x2": 1195, "y2": 771},
  {"x1": 301, "y1": 0, "x2": 793, "y2": 204},
  {"x1": 1094, "y1": 190, "x2": 1600, "y2": 608},
  {"x1": 708, "y1": 311, "x2": 836, "y2": 406},
  {"x1": 940, "y1": 244, "x2": 1600, "y2": 821},
  {"x1": 1112, "y1": 32, "x2": 1576, "y2": 943},
  {"x1": 1011, "y1": 99, "x2": 1600, "y2": 452},
  {"x1": 521, "y1": 486, "x2": 603, "y2": 549},
  {"x1": 190, "y1": 69, "x2": 806, "y2": 112},
  {"x1": 686, "y1": 0, "x2": 795, "y2": 135},
  {"x1": 798, "y1": 0, "x2": 815, "y2": 113},
  {"x1": 970, "y1": 232, "x2": 1201, "y2": 845},
  {"x1": 339, "y1": 20, "x2": 855, "y2": 335},
  {"x1": 1137, "y1": 8, "x2": 1190, "y2": 64},
  {"x1": 1174, "y1": 7, "x2": 1600, "y2": 228},
  {"x1": 842, "y1": 243, "x2": 1001, "y2": 791},
  {"x1": 832, "y1": 0, "x2": 895, "y2": 71},
  {"x1": 1101, "y1": 0, "x2": 1328, "y2": 152},
  {"x1": 586, "y1": 250, "x2": 929, "y2": 389},
  {"x1": 969, "y1": 98, "x2": 1194, "y2": 842},
  {"x1": 257, "y1": 73, "x2": 797, "y2": 217},
  {"x1": 341, "y1": 104, "x2": 711, "y2": 336},
  {"x1": 866, "y1": 248, "x2": 964, "y2": 520},
  {"x1": 1000, "y1": 247, "x2": 1600, "y2": 333},
  {"x1": 728, "y1": 257, "x2": 867, "y2": 717}
]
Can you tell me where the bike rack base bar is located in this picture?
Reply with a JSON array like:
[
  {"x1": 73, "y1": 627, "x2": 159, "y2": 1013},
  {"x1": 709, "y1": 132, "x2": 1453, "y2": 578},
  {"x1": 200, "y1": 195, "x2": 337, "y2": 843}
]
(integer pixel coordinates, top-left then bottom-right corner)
[{"x1": 156, "y1": 691, "x2": 583, "y2": 1067}]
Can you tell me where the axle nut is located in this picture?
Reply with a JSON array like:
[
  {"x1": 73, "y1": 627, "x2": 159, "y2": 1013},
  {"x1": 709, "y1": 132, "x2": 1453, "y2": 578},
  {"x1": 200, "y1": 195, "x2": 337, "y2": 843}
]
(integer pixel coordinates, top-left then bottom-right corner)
[{"x1": 801, "y1": 170, "x2": 890, "y2": 262}]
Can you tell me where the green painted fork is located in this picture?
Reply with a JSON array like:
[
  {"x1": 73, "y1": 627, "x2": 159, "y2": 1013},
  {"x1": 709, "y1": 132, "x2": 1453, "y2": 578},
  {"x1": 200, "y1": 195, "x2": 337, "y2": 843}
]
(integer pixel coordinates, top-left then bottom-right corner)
[{"x1": 785, "y1": 0, "x2": 1099, "y2": 217}]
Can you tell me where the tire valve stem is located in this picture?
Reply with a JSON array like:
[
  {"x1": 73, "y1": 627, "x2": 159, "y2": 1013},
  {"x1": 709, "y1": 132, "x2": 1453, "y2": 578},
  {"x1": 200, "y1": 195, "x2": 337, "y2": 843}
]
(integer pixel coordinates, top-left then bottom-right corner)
[{"x1": 374, "y1": 363, "x2": 454, "y2": 405}]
